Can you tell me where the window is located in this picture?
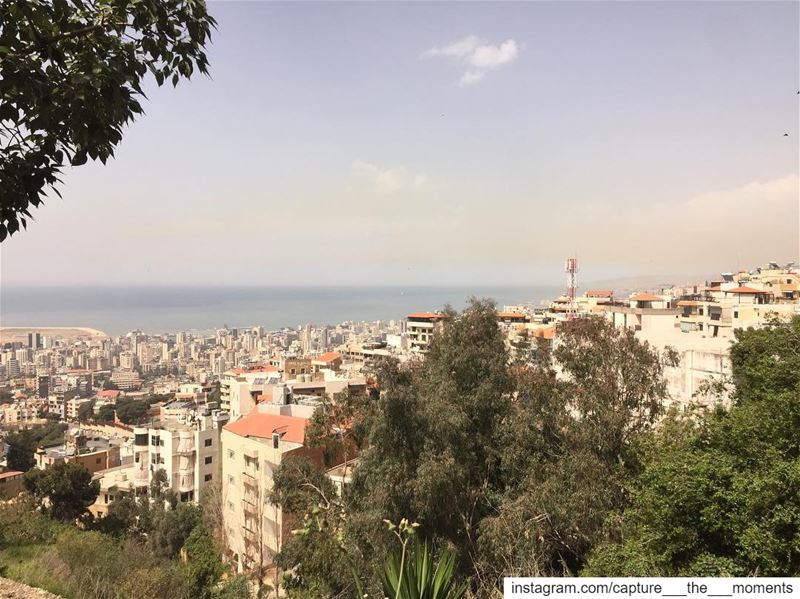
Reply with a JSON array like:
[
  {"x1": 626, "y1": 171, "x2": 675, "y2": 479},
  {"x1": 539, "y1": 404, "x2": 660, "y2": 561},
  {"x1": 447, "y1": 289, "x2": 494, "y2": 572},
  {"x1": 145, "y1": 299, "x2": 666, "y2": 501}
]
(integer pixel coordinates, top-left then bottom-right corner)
[
  {"x1": 151, "y1": 435, "x2": 158, "y2": 446},
  {"x1": 734, "y1": 311, "x2": 739, "y2": 318},
  {"x1": 204, "y1": 474, "x2": 212, "y2": 482},
  {"x1": 698, "y1": 308, "x2": 704, "y2": 315},
  {"x1": 227, "y1": 501, "x2": 235, "y2": 512},
  {"x1": 227, "y1": 449, "x2": 235, "y2": 459},
  {"x1": 204, "y1": 456, "x2": 213, "y2": 465},
  {"x1": 96, "y1": 457, "x2": 102, "y2": 464},
  {"x1": 228, "y1": 474, "x2": 235, "y2": 485},
  {"x1": 204, "y1": 438, "x2": 212, "y2": 447}
]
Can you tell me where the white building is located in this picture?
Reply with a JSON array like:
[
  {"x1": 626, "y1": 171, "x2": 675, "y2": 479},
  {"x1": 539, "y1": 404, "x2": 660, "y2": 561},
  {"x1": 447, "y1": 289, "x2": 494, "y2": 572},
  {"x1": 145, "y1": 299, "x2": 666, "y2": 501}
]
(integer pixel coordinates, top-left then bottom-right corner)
[{"x1": 123, "y1": 412, "x2": 225, "y2": 504}]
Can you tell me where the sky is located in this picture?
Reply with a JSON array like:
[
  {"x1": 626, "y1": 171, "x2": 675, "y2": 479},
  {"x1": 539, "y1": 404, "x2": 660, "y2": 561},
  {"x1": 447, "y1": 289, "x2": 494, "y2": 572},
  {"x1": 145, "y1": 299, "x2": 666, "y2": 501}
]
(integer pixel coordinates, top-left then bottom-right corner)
[{"x1": 2, "y1": 0, "x2": 799, "y2": 287}]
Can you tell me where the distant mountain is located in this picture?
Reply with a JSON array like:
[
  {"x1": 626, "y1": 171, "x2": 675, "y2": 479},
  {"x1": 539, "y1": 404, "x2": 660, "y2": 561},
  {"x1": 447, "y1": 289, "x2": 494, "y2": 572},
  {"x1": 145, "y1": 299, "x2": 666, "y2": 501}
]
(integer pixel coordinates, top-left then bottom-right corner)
[{"x1": 582, "y1": 273, "x2": 714, "y2": 295}]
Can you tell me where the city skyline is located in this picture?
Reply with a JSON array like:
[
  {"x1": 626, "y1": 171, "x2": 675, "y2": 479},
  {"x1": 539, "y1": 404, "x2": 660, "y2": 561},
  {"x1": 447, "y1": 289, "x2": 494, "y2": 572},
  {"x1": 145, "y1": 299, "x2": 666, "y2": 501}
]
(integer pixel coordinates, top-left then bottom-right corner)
[{"x1": 1, "y1": 1, "x2": 798, "y2": 287}]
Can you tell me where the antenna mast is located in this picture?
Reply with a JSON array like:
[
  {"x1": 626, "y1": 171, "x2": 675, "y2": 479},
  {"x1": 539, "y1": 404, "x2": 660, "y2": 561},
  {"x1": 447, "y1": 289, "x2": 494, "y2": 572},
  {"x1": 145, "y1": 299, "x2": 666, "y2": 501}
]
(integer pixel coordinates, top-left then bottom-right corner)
[{"x1": 565, "y1": 257, "x2": 578, "y2": 319}]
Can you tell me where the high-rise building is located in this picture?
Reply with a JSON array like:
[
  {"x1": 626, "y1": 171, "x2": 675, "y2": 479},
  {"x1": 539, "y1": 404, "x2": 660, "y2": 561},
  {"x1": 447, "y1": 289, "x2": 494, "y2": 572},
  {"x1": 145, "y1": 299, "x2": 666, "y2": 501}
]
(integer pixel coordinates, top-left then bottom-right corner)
[
  {"x1": 36, "y1": 375, "x2": 50, "y2": 398},
  {"x1": 119, "y1": 351, "x2": 135, "y2": 370},
  {"x1": 6, "y1": 359, "x2": 19, "y2": 378},
  {"x1": 15, "y1": 348, "x2": 29, "y2": 364},
  {"x1": 27, "y1": 332, "x2": 42, "y2": 349}
]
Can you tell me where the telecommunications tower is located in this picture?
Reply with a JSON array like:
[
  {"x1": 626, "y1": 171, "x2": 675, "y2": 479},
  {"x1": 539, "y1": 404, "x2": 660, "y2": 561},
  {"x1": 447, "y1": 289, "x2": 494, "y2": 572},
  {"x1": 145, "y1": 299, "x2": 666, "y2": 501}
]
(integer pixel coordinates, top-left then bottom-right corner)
[{"x1": 565, "y1": 257, "x2": 578, "y2": 319}]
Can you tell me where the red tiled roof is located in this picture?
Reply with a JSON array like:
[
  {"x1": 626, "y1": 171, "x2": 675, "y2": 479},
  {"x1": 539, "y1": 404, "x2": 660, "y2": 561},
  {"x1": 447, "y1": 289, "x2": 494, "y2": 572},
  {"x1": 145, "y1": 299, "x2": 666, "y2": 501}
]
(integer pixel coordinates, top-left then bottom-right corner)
[
  {"x1": 224, "y1": 412, "x2": 308, "y2": 444},
  {"x1": 586, "y1": 290, "x2": 613, "y2": 298},
  {"x1": 407, "y1": 312, "x2": 445, "y2": 320},
  {"x1": 97, "y1": 390, "x2": 121, "y2": 399},
  {"x1": 313, "y1": 352, "x2": 342, "y2": 363},
  {"x1": 724, "y1": 286, "x2": 768, "y2": 294},
  {"x1": 0, "y1": 470, "x2": 23, "y2": 480},
  {"x1": 630, "y1": 293, "x2": 662, "y2": 302},
  {"x1": 496, "y1": 311, "x2": 528, "y2": 320}
]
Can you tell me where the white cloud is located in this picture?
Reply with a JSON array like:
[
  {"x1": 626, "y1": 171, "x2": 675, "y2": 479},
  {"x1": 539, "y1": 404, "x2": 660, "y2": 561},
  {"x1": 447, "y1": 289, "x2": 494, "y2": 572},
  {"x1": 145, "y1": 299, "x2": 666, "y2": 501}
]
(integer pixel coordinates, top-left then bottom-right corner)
[
  {"x1": 352, "y1": 160, "x2": 430, "y2": 194},
  {"x1": 422, "y1": 35, "x2": 520, "y2": 85},
  {"x1": 421, "y1": 35, "x2": 480, "y2": 59},
  {"x1": 470, "y1": 40, "x2": 518, "y2": 69},
  {"x1": 459, "y1": 70, "x2": 486, "y2": 86}
]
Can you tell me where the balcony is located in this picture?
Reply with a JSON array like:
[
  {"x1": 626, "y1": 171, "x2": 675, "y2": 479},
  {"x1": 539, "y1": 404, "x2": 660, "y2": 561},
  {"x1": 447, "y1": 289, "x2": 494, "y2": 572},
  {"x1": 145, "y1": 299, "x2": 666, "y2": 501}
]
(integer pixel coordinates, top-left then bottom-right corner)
[
  {"x1": 242, "y1": 501, "x2": 258, "y2": 522},
  {"x1": 242, "y1": 526, "x2": 259, "y2": 546}
]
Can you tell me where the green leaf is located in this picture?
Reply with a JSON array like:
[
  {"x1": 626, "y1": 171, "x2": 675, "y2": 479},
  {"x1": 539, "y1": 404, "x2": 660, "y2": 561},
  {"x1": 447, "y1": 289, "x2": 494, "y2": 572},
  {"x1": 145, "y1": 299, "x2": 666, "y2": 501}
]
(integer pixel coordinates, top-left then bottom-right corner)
[{"x1": 71, "y1": 150, "x2": 88, "y2": 166}]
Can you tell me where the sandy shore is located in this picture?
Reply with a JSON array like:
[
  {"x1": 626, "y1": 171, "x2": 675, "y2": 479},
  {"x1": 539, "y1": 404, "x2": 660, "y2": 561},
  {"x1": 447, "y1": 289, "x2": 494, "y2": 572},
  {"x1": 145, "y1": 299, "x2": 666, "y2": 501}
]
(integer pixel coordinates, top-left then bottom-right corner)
[{"x1": 0, "y1": 327, "x2": 108, "y2": 344}]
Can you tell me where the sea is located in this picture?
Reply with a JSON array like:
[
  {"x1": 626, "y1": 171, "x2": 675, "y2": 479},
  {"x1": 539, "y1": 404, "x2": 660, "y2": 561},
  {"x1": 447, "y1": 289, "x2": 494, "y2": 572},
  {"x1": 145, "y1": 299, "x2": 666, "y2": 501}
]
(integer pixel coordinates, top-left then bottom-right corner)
[{"x1": 0, "y1": 285, "x2": 562, "y2": 337}]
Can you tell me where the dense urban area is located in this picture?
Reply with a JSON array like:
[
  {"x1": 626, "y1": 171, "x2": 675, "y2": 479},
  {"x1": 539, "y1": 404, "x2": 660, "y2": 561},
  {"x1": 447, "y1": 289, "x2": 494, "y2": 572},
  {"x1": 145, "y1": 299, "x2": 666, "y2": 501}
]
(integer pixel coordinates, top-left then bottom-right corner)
[{"x1": 0, "y1": 260, "x2": 798, "y2": 597}]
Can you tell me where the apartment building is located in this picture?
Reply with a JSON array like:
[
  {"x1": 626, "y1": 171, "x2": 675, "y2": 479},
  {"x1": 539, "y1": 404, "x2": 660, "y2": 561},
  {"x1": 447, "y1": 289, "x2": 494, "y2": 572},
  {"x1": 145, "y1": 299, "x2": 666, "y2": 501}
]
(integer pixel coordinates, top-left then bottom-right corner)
[
  {"x1": 35, "y1": 431, "x2": 122, "y2": 476},
  {"x1": 602, "y1": 294, "x2": 679, "y2": 334},
  {"x1": 66, "y1": 397, "x2": 92, "y2": 420},
  {"x1": 598, "y1": 269, "x2": 800, "y2": 408},
  {"x1": 496, "y1": 311, "x2": 529, "y2": 325},
  {"x1": 406, "y1": 312, "x2": 446, "y2": 353},
  {"x1": 549, "y1": 290, "x2": 615, "y2": 317},
  {"x1": 0, "y1": 470, "x2": 24, "y2": 500},
  {"x1": 129, "y1": 412, "x2": 223, "y2": 503},
  {"x1": 310, "y1": 351, "x2": 343, "y2": 373},
  {"x1": 0, "y1": 399, "x2": 42, "y2": 424},
  {"x1": 110, "y1": 369, "x2": 142, "y2": 391},
  {"x1": 220, "y1": 365, "x2": 281, "y2": 415},
  {"x1": 221, "y1": 400, "x2": 350, "y2": 575}
]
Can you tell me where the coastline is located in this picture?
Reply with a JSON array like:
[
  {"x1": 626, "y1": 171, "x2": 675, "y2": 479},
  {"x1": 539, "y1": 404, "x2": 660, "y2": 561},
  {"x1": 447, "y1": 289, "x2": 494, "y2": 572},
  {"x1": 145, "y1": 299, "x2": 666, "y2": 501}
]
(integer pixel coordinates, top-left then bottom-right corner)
[{"x1": 0, "y1": 327, "x2": 108, "y2": 345}]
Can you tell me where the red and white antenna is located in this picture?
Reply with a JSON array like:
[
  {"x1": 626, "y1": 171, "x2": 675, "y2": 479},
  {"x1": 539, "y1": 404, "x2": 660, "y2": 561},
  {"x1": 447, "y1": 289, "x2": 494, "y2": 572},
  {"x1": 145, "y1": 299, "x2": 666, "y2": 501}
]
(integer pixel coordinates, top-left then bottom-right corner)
[{"x1": 565, "y1": 257, "x2": 578, "y2": 319}]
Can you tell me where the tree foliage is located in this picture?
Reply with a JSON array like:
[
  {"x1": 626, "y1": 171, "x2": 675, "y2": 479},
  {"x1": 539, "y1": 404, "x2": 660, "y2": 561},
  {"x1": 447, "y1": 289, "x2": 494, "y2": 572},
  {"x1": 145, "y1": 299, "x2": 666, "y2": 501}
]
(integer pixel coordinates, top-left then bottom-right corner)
[
  {"x1": 586, "y1": 315, "x2": 800, "y2": 577},
  {"x1": 271, "y1": 302, "x2": 678, "y2": 596},
  {"x1": 0, "y1": 0, "x2": 216, "y2": 240},
  {"x1": 183, "y1": 524, "x2": 225, "y2": 597},
  {"x1": 76, "y1": 398, "x2": 95, "y2": 422},
  {"x1": 115, "y1": 397, "x2": 149, "y2": 423},
  {"x1": 23, "y1": 461, "x2": 100, "y2": 521},
  {"x1": 5, "y1": 421, "x2": 67, "y2": 471}
]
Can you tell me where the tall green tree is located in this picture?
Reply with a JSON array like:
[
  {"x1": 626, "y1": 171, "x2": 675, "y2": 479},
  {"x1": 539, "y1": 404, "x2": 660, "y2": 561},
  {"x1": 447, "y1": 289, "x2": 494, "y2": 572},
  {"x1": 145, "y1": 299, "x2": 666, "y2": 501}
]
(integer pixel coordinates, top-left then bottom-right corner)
[
  {"x1": 349, "y1": 299, "x2": 514, "y2": 564},
  {"x1": 0, "y1": 0, "x2": 216, "y2": 240},
  {"x1": 115, "y1": 398, "x2": 149, "y2": 423},
  {"x1": 586, "y1": 315, "x2": 800, "y2": 577},
  {"x1": 477, "y1": 317, "x2": 677, "y2": 580},
  {"x1": 272, "y1": 303, "x2": 677, "y2": 596},
  {"x1": 23, "y1": 461, "x2": 100, "y2": 521},
  {"x1": 729, "y1": 314, "x2": 800, "y2": 403},
  {"x1": 183, "y1": 524, "x2": 224, "y2": 597},
  {"x1": 272, "y1": 457, "x2": 352, "y2": 598},
  {"x1": 76, "y1": 398, "x2": 96, "y2": 422}
]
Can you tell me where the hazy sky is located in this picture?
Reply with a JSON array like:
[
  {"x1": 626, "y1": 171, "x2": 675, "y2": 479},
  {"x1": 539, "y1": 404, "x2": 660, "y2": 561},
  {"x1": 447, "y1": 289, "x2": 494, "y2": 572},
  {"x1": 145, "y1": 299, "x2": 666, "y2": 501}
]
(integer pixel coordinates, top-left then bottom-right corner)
[{"x1": 2, "y1": 1, "x2": 799, "y2": 287}]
